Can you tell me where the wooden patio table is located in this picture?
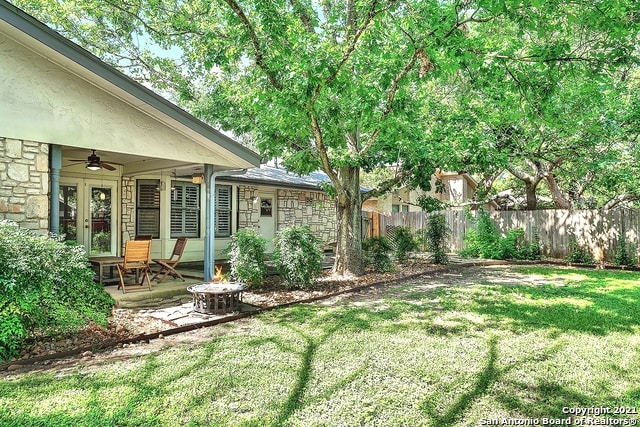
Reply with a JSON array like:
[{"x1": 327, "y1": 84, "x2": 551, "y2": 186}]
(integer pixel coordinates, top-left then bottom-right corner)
[{"x1": 89, "y1": 256, "x2": 124, "y2": 285}]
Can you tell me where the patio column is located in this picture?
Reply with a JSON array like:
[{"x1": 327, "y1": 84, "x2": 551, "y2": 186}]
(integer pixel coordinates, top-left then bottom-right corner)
[
  {"x1": 204, "y1": 164, "x2": 215, "y2": 281},
  {"x1": 204, "y1": 165, "x2": 247, "y2": 281},
  {"x1": 49, "y1": 144, "x2": 62, "y2": 235}
]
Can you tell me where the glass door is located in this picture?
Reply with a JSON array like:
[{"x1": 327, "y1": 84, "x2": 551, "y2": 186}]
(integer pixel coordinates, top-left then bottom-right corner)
[
  {"x1": 89, "y1": 185, "x2": 113, "y2": 255},
  {"x1": 59, "y1": 180, "x2": 118, "y2": 255},
  {"x1": 59, "y1": 184, "x2": 79, "y2": 243}
]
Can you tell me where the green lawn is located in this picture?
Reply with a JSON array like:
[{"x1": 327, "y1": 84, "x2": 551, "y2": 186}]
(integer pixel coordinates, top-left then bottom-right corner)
[{"x1": 1, "y1": 266, "x2": 640, "y2": 426}]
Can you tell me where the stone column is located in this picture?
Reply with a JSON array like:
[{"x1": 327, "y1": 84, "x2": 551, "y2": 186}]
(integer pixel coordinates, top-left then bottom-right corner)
[{"x1": 0, "y1": 138, "x2": 50, "y2": 233}]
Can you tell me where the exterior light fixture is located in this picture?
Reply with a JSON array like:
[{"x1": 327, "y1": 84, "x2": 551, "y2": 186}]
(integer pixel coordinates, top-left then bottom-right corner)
[
  {"x1": 86, "y1": 160, "x2": 101, "y2": 171},
  {"x1": 192, "y1": 173, "x2": 205, "y2": 184},
  {"x1": 85, "y1": 150, "x2": 102, "y2": 170}
]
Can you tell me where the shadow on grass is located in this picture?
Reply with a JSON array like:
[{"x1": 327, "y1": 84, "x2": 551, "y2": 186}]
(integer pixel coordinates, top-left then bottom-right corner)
[
  {"x1": 470, "y1": 282, "x2": 640, "y2": 335},
  {"x1": 418, "y1": 337, "x2": 582, "y2": 425},
  {"x1": 4, "y1": 267, "x2": 639, "y2": 426},
  {"x1": 268, "y1": 303, "x2": 396, "y2": 426},
  {"x1": 0, "y1": 342, "x2": 224, "y2": 426},
  {"x1": 420, "y1": 336, "x2": 500, "y2": 425}
]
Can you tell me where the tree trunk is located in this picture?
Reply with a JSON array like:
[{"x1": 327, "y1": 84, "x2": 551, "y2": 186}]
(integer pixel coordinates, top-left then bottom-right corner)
[
  {"x1": 524, "y1": 181, "x2": 538, "y2": 210},
  {"x1": 506, "y1": 165, "x2": 542, "y2": 210},
  {"x1": 332, "y1": 166, "x2": 364, "y2": 277},
  {"x1": 546, "y1": 173, "x2": 572, "y2": 209}
]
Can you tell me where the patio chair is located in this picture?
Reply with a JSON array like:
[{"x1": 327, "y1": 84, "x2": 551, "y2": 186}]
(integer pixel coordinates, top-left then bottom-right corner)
[
  {"x1": 117, "y1": 239, "x2": 152, "y2": 293},
  {"x1": 151, "y1": 237, "x2": 188, "y2": 283}
]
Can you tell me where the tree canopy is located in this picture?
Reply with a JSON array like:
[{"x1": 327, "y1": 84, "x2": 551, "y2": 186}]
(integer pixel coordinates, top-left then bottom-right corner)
[{"x1": 12, "y1": 0, "x2": 640, "y2": 275}]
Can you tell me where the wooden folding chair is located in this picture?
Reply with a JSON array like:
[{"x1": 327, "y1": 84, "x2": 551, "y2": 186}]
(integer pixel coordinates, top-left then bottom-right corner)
[
  {"x1": 152, "y1": 237, "x2": 188, "y2": 283},
  {"x1": 117, "y1": 239, "x2": 152, "y2": 293}
]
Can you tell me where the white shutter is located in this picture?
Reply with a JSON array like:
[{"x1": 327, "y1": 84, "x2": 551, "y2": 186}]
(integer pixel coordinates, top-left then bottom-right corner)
[
  {"x1": 170, "y1": 182, "x2": 200, "y2": 238},
  {"x1": 215, "y1": 186, "x2": 232, "y2": 237}
]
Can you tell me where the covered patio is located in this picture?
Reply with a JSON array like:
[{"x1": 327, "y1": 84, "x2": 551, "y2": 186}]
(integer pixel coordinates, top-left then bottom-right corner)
[{"x1": 0, "y1": 1, "x2": 262, "y2": 283}]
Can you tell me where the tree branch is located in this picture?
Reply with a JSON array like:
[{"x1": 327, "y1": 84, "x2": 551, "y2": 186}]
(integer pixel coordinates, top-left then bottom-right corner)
[
  {"x1": 310, "y1": 0, "x2": 397, "y2": 105},
  {"x1": 222, "y1": 0, "x2": 283, "y2": 90},
  {"x1": 288, "y1": 0, "x2": 315, "y2": 33},
  {"x1": 361, "y1": 169, "x2": 413, "y2": 201},
  {"x1": 359, "y1": 47, "x2": 421, "y2": 155},
  {"x1": 604, "y1": 193, "x2": 640, "y2": 210},
  {"x1": 309, "y1": 108, "x2": 342, "y2": 193}
]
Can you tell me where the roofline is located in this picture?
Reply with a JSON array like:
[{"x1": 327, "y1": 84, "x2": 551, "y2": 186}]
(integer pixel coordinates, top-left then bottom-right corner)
[
  {"x1": 219, "y1": 175, "x2": 325, "y2": 191},
  {"x1": 0, "y1": 0, "x2": 261, "y2": 167}
]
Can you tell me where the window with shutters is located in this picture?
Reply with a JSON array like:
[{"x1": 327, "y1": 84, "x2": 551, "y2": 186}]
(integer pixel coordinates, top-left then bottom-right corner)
[
  {"x1": 136, "y1": 180, "x2": 160, "y2": 238},
  {"x1": 215, "y1": 185, "x2": 232, "y2": 237},
  {"x1": 171, "y1": 181, "x2": 201, "y2": 238}
]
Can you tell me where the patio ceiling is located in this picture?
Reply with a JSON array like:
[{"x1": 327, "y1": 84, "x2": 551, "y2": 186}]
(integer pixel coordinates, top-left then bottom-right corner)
[{"x1": 61, "y1": 146, "x2": 209, "y2": 177}]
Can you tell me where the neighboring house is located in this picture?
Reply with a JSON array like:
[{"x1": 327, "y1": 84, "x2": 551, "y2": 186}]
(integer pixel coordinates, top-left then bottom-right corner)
[
  {"x1": 362, "y1": 171, "x2": 479, "y2": 213},
  {"x1": 0, "y1": 1, "x2": 262, "y2": 280}
]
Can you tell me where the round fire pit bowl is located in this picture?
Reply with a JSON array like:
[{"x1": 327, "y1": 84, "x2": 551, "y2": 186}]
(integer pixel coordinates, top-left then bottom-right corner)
[{"x1": 187, "y1": 282, "x2": 244, "y2": 315}]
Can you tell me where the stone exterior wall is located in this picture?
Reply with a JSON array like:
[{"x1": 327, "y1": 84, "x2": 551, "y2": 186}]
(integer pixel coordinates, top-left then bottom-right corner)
[
  {"x1": 236, "y1": 185, "x2": 337, "y2": 247},
  {"x1": 237, "y1": 185, "x2": 260, "y2": 230},
  {"x1": 276, "y1": 189, "x2": 337, "y2": 246},
  {"x1": 121, "y1": 176, "x2": 136, "y2": 246},
  {"x1": 0, "y1": 138, "x2": 49, "y2": 233}
]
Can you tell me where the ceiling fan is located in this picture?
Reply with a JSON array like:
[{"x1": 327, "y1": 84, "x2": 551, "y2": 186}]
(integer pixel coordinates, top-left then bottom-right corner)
[{"x1": 68, "y1": 150, "x2": 119, "y2": 171}]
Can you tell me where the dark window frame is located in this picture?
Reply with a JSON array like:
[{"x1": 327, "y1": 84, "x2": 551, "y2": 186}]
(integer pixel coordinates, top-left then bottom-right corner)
[{"x1": 136, "y1": 179, "x2": 161, "y2": 239}]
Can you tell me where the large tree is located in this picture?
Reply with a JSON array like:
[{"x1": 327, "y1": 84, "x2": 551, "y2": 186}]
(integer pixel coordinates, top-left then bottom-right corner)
[
  {"x1": 422, "y1": 2, "x2": 640, "y2": 210},
  {"x1": 13, "y1": 0, "x2": 639, "y2": 274}
]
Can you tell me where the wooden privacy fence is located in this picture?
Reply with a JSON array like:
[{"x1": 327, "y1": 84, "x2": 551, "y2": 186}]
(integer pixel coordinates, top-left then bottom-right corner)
[{"x1": 362, "y1": 209, "x2": 640, "y2": 263}]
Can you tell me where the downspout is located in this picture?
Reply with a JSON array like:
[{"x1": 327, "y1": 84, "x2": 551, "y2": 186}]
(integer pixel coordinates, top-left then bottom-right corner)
[
  {"x1": 204, "y1": 165, "x2": 248, "y2": 281},
  {"x1": 49, "y1": 145, "x2": 62, "y2": 235}
]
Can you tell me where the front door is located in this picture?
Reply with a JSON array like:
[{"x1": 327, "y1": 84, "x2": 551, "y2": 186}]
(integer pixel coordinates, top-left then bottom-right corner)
[
  {"x1": 258, "y1": 191, "x2": 276, "y2": 252},
  {"x1": 59, "y1": 179, "x2": 118, "y2": 255}
]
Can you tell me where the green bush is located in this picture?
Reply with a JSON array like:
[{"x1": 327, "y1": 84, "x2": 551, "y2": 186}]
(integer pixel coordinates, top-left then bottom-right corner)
[
  {"x1": 273, "y1": 225, "x2": 323, "y2": 289},
  {"x1": 0, "y1": 220, "x2": 115, "y2": 362},
  {"x1": 224, "y1": 229, "x2": 267, "y2": 287},
  {"x1": 363, "y1": 236, "x2": 394, "y2": 272},
  {"x1": 422, "y1": 213, "x2": 451, "y2": 264},
  {"x1": 389, "y1": 226, "x2": 418, "y2": 261},
  {"x1": 523, "y1": 228, "x2": 542, "y2": 260},
  {"x1": 459, "y1": 211, "x2": 541, "y2": 261},
  {"x1": 614, "y1": 231, "x2": 637, "y2": 267},
  {"x1": 459, "y1": 210, "x2": 500, "y2": 258},
  {"x1": 564, "y1": 235, "x2": 594, "y2": 265}
]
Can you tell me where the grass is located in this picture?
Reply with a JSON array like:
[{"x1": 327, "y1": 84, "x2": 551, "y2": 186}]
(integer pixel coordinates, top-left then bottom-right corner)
[{"x1": 1, "y1": 265, "x2": 640, "y2": 426}]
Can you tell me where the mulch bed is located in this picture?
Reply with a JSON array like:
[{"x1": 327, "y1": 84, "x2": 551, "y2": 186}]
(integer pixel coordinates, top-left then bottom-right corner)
[{"x1": 11, "y1": 258, "x2": 452, "y2": 363}]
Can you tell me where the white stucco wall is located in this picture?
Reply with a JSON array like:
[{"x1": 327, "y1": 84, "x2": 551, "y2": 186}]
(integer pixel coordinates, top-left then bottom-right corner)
[{"x1": 0, "y1": 34, "x2": 239, "y2": 166}]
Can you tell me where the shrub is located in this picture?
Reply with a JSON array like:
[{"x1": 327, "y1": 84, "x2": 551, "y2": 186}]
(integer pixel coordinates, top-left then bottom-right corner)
[
  {"x1": 273, "y1": 225, "x2": 323, "y2": 289},
  {"x1": 564, "y1": 235, "x2": 594, "y2": 265},
  {"x1": 224, "y1": 229, "x2": 267, "y2": 287},
  {"x1": 459, "y1": 211, "x2": 541, "y2": 261},
  {"x1": 362, "y1": 236, "x2": 394, "y2": 272},
  {"x1": 614, "y1": 231, "x2": 637, "y2": 267},
  {"x1": 388, "y1": 226, "x2": 418, "y2": 261},
  {"x1": 422, "y1": 213, "x2": 450, "y2": 264},
  {"x1": 0, "y1": 220, "x2": 115, "y2": 361},
  {"x1": 524, "y1": 228, "x2": 542, "y2": 260},
  {"x1": 499, "y1": 228, "x2": 539, "y2": 260},
  {"x1": 459, "y1": 210, "x2": 500, "y2": 259}
]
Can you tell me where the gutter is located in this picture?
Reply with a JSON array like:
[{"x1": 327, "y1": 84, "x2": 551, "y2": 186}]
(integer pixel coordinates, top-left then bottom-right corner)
[{"x1": 203, "y1": 165, "x2": 248, "y2": 281}]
